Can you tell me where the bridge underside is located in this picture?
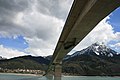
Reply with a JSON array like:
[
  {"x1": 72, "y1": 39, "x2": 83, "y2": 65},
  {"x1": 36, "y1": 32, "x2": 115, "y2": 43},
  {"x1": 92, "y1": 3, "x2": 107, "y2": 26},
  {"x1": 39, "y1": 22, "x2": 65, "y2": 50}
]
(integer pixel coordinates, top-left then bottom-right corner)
[{"x1": 46, "y1": 0, "x2": 120, "y2": 79}]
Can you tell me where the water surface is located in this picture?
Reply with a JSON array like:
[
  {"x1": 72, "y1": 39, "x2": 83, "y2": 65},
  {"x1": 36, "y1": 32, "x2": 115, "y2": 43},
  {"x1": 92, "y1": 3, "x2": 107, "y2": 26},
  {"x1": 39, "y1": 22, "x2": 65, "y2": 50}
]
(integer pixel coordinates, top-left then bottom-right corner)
[{"x1": 0, "y1": 73, "x2": 119, "y2": 80}]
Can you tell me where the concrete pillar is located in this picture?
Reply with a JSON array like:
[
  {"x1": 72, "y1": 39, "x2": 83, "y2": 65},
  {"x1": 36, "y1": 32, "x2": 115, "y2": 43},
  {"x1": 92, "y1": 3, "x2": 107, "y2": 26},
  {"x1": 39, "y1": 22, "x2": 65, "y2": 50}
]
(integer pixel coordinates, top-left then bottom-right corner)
[
  {"x1": 54, "y1": 63, "x2": 62, "y2": 80},
  {"x1": 46, "y1": 71, "x2": 54, "y2": 80}
]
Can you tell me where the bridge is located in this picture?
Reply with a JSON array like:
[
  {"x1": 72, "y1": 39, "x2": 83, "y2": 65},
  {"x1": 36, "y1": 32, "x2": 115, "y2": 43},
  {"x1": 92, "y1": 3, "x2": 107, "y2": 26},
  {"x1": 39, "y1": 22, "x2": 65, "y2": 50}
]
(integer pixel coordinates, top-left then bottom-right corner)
[{"x1": 45, "y1": 0, "x2": 120, "y2": 80}]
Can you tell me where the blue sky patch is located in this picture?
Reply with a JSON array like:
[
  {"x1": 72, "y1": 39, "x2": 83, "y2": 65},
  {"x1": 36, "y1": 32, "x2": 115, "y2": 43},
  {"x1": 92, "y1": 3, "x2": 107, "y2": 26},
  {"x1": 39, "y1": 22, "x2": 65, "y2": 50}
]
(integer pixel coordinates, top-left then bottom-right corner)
[
  {"x1": 109, "y1": 7, "x2": 120, "y2": 32},
  {"x1": 0, "y1": 35, "x2": 28, "y2": 52}
]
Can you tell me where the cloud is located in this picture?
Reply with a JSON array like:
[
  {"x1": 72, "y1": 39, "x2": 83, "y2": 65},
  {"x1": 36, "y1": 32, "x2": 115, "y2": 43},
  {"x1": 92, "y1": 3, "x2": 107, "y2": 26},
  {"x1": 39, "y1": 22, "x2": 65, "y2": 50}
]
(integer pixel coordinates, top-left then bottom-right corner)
[
  {"x1": 21, "y1": 10, "x2": 65, "y2": 56},
  {"x1": 0, "y1": 0, "x2": 119, "y2": 58},
  {"x1": 109, "y1": 42, "x2": 120, "y2": 51},
  {"x1": 0, "y1": 0, "x2": 73, "y2": 57},
  {"x1": 71, "y1": 16, "x2": 120, "y2": 54},
  {"x1": 24, "y1": 37, "x2": 55, "y2": 56},
  {"x1": 0, "y1": 0, "x2": 31, "y2": 38},
  {"x1": 0, "y1": 45, "x2": 26, "y2": 59},
  {"x1": 114, "y1": 43, "x2": 120, "y2": 47},
  {"x1": 36, "y1": 0, "x2": 73, "y2": 20},
  {"x1": 115, "y1": 32, "x2": 120, "y2": 41}
]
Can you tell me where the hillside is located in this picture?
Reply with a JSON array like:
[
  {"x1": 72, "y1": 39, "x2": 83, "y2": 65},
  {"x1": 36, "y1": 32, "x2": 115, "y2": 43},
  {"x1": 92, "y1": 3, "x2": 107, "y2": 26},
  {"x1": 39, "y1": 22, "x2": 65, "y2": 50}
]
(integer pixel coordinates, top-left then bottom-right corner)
[
  {"x1": 0, "y1": 43, "x2": 120, "y2": 76},
  {"x1": 0, "y1": 55, "x2": 50, "y2": 71},
  {"x1": 62, "y1": 43, "x2": 120, "y2": 76}
]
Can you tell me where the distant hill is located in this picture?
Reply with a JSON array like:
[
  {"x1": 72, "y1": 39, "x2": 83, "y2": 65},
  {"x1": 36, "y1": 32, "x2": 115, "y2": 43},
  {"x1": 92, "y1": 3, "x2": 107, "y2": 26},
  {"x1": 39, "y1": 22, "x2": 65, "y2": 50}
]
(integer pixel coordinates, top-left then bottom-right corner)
[
  {"x1": 0, "y1": 55, "x2": 50, "y2": 70},
  {"x1": 62, "y1": 43, "x2": 120, "y2": 76}
]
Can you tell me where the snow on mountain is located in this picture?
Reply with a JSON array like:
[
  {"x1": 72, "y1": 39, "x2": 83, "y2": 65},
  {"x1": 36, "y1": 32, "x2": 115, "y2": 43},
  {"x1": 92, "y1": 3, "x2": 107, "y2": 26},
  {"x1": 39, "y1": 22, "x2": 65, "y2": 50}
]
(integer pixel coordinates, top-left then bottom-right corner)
[
  {"x1": 71, "y1": 42, "x2": 118, "y2": 58},
  {"x1": 0, "y1": 56, "x2": 2, "y2": 60},
  {"x1": 0, "y1": 56, "x2": 6, "y2": 60}
]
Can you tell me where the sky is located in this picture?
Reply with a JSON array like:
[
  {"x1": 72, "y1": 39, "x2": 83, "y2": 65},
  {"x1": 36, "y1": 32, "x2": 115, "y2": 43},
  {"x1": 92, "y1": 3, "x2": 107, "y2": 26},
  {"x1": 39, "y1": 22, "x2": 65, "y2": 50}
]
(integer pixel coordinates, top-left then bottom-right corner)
[{"x1": 0, "y1": 0, "x2": 119, "y2": 58}]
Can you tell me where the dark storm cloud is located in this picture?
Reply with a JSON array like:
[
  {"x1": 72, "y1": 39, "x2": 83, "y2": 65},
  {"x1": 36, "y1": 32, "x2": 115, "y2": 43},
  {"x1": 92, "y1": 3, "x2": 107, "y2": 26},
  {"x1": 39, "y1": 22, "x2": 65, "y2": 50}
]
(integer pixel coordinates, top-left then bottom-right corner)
[
  {"x1": 0, "y1": 0, "x2": 29, "y2": 11},
  {"x1": 0, "y1": 0, "x2": 74, "y2": 39},
  {"x1": 0, "y1": 0, "x2": 32, "y2": 36},
  {"x1": 0, "y1": 0, "x2": 30, "y2": 19},
  {"x1": 36, "y1": 0, "x2": 73, "y2": 20}
]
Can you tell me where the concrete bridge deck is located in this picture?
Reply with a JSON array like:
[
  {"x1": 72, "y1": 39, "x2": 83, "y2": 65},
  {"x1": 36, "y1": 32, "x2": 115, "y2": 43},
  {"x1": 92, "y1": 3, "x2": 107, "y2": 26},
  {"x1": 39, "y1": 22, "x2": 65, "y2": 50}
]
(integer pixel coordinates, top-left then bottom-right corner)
[{"x1": 45, "y1": 0, "x2": 120, "y2": 79}]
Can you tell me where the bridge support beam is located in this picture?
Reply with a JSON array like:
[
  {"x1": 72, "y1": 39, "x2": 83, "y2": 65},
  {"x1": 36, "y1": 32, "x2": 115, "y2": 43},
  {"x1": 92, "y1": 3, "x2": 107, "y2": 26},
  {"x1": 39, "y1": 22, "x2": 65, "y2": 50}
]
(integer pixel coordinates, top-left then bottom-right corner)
[{"x1": 54, "y1": 63, "x2": 62, "y2": 80}]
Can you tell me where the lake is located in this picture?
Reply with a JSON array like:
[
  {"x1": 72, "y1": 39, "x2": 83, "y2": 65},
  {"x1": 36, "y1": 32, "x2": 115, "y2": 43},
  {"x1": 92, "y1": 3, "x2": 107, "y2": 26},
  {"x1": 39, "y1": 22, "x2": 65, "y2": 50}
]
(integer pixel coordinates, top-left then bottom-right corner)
[{"x1": 0, "y1": 73, "x2": 119, "y2": 80}]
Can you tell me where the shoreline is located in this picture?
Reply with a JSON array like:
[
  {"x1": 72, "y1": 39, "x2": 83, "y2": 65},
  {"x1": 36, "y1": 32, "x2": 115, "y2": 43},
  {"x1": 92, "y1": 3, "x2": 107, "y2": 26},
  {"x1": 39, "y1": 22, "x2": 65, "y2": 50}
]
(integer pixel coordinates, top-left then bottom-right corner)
[
  {"x1": 0, "y1": 73, "x2": 119, "y2": 77},
  {"x1": 63, "y1": 75, "x2": 120, "y2": 77},
  {"x1": 0, "y1": 72, "x2": 42, "y2": 76}
]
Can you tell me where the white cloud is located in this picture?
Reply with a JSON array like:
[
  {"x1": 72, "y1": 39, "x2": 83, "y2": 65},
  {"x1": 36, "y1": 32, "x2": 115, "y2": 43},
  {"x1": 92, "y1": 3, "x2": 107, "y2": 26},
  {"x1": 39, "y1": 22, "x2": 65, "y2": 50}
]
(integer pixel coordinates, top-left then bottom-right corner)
[
  {"x1": 0, "y1": 45, "x2": 26, "y2": 59},
  {"x1": 0, "y1": 0, "x2": 73, "y2": 57},
  {"x1": 115, "y1": 32, "x2": 120, "y2": 41},
  {"x1": 70, "y1": 16, "x2": 120, "y2": 54},
  {"x1": 21, "y1": 10, "x2": 65, "y2": 56},
  {"x1": 24, "y1": 37, "x2": 55, "y2": 56},
  {"x1": 115, "y1": 43, "x2": 120, "y2": 47},
  {"x1": 109, "y1": 42, "x2": 120, "y2": 53},
  {"x1": 110, "y1": 43, "x2": 120, "y2": 48},
  {"x1": 26, "y1": 48, "x2": 54, "y2": 57}
]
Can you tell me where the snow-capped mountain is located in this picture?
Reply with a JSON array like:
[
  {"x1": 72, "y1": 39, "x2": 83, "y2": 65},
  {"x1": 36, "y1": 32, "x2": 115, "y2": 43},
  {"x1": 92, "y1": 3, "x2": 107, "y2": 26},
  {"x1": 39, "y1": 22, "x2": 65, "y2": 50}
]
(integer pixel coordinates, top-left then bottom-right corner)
[
  {"x1": 0, "y1": 56, "x2": 2, "y2": 60},
  {"x1": 63, "y1": 43, "x2": 120, "y2": 76},
  {"x1": 0, "y1": 56, "x2": 6, "y2": 60},
  {"x1": 71, "y1": 42, "x2": 118, "y2": 58}
]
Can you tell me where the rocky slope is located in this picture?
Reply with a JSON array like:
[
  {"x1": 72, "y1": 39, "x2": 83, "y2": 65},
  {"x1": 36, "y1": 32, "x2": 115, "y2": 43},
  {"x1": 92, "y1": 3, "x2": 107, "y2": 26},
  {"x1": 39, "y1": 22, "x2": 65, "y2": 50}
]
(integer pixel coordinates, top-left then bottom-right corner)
[{"x1": 63, "y1": 43, "x2": 120, "y2": 76}]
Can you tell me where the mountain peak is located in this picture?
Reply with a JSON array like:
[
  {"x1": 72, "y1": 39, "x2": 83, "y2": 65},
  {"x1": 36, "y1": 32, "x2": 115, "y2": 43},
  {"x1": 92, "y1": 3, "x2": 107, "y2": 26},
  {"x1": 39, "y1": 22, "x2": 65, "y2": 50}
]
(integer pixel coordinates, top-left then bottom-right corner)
[
  {"x1": 90, "y1": 42, "x2": 108, "y2": 52},
  {"x1": 71, "y1": 42, "x2": 118, "y2": 58},
  {"x1": 90, "y1": 42, "x2": 118, "y2": 57},
  {"x1": 92, "y1": 42, "x2": 105, "y2": 46},
  {"x1": 91, "y1": 42, "x2": 107, "y2": 49}
]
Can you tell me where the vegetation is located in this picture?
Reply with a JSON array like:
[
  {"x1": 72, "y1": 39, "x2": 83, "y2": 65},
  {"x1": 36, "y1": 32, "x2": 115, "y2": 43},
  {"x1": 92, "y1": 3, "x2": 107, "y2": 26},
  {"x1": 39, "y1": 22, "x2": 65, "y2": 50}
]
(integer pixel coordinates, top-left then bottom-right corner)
[
  {"x1": 0, "y1": 55, "x2": 49, "y2": 71},
  {"x1": 63, "y1": 54, "x2": 120, "y2": 76},
  {"x1": 0, "y1": 43, "x2": 120, "y2": 76}
]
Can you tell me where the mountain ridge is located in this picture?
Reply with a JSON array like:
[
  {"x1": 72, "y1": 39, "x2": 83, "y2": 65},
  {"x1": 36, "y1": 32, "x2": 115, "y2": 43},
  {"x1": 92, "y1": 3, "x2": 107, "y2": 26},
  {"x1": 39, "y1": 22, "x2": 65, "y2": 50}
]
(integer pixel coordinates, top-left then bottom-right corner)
[
  {"x1": 69, "y1": 42, "x2": 119, "y2": 59},
  {"x1": 0, "y1": 42, "x2": 120, "y2": 76},
  {"x1": 0, "y1": 55, "x2": 50, "y2": 71},
  {"x1": 63, "y1": 42, "x2": 120, "y2": 76}
]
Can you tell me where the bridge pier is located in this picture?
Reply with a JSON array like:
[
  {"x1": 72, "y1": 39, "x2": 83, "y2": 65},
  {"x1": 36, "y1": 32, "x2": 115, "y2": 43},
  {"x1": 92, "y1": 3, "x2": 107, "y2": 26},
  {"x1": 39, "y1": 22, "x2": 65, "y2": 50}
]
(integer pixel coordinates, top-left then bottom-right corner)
[
  {"x1": 54, "y1": 63, "x2": 62, "y2": 80},
  {"x1": 45, "y1": 71, "x2": 54, "y2": 80}
]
